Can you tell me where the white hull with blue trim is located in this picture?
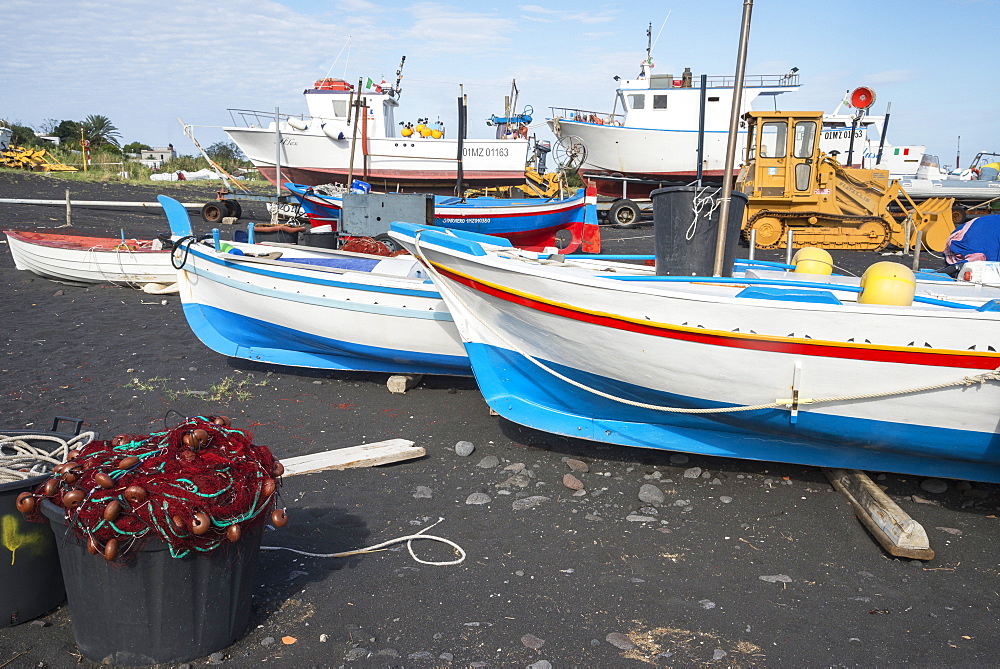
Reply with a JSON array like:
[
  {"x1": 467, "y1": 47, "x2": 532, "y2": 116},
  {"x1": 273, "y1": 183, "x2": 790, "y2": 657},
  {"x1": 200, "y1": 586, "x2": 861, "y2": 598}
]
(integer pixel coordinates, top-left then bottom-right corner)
[
  {"x1": 174, "y1": 241, "x2": 469, "y2": 376},
  {"x1": 390, "y1": 223, "x2": 1000, "y2": 482}
]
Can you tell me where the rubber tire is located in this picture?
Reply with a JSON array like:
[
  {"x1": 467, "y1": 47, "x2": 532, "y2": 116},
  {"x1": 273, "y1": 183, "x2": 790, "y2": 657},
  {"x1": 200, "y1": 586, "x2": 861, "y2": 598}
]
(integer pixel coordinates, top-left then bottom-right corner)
[
  {"x1": 607, "y1": 199, "x2": 641, "y2": 228},
  {"x1": 374, "y1": 234, "x2": 401, "y2": 253},
  {"x1": 951, "y1": 206, "x2": 967, "y2": 226},
  {"x1": 201, "y1": 202, "x2": 228, "y2": 224},
  {"x1": 224, "y1": 200, "x2": 242, "y2": 219}
]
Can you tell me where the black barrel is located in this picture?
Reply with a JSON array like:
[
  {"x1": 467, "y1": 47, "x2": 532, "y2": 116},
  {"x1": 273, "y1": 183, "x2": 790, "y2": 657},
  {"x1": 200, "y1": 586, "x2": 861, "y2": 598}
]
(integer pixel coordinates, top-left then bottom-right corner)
[
  {"x1": 298, "y1": 231, "x2": 339, "y2": 249},
  {"x1": 651, "y1": 186, "x2": 748, "y2": 277},
  {"x1": 42, "y1": 500, "x2": 264, "y2": 665},
  {"x1": 254, "y1": 229, "x2": 299, "y2": 245},
  {"x1": 0, "y1": 419, "x2": 86, "y2": 627}
]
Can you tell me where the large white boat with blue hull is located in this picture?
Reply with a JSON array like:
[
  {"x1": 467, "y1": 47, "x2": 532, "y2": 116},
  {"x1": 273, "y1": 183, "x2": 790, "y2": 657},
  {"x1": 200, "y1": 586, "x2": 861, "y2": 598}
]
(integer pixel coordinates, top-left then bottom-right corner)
[{"x1": 390, "y1": 222, "x2": 1000, "y2": 483}]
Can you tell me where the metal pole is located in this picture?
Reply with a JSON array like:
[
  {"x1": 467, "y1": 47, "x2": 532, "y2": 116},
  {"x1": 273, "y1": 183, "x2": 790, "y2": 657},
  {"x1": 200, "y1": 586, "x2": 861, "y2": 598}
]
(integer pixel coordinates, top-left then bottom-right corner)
[
  {"x1": 347, "y1": 87, "x2": 362, "y2": 188},
  {"x1": 273, "y1": 107, "x2": 281, "y2": 224},
  {"x1": 456, "y1": 87, "x2": 466, "y2": 198},
  {"x1": 748, "y1": 228, "x2": 756, "y2": 260},
  {"x1": 65, "y1": 189, "x2": 71, "y2": 227},
  {"x1": 875, "y1": 102, "x2": 891, "y2": 166},
  {"x1": 785, "y1": 228, "x2": 794, "y2": 265},
  {"x1": 696, "y1": 74, "x2": 707, "y2": 185},
  {"x1": 846, "y1": 114, "x2": 858, "y2": 167},
  {"x1": 712, "y1": 0, "x2": 753, "y2": 277}
]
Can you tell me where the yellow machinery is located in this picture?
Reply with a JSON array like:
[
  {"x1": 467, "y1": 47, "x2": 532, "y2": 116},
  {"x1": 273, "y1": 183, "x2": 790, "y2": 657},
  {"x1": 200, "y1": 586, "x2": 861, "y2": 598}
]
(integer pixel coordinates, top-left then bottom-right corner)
[
  {"x1": 737, "y1": 111, "x2": 955, "y2": 252},
  {"x1": 0, "y1": 145, "x2": 77, "y2": 172}
]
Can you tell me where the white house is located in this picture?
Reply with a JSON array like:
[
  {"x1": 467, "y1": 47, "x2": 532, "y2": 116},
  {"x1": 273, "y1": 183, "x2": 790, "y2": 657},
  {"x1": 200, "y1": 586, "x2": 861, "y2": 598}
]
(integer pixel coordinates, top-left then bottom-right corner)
[{"x1": 139, "y1": 145, "x2": 176, "y2": 168}]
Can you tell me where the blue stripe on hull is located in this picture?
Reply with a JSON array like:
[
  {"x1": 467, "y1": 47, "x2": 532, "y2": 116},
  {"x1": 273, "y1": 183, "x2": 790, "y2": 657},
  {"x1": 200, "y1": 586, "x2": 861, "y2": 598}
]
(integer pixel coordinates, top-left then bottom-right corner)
[
  {"x1": 466, "y1": 343, "x2": 1000, "y2": 482},
  {"x1": 184, "y1": 302, "x2": 471, "y2": 376}
]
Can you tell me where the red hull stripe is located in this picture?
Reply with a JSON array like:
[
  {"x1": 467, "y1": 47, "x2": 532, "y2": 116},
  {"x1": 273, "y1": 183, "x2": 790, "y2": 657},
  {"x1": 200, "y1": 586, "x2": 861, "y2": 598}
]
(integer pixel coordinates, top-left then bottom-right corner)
[{"x1": 434, "y1": 263, "x2": 1000, "y2": 370}]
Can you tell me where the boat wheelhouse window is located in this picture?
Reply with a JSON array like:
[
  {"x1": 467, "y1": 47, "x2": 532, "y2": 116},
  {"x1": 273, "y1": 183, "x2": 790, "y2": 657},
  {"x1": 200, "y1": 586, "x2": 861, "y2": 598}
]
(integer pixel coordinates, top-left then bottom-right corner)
[
  {"x1": 383, "y1": 100, "x2": 396, "y2": 136},
  {"x1": 331, "y1": 100, "x2": 348, "y2": 117},
  {"x1": 759, "y1": 121, "x2": 787, "y2": 158},
  {"x1": 653, "y1": 95, "x2": 668, "y2": 110},
  {"x1": 627, "y1": 94, "x2": 645, "y2": 110},
  {"x1": 793, "y1": 121, "x2": 817, "y2": 159}
]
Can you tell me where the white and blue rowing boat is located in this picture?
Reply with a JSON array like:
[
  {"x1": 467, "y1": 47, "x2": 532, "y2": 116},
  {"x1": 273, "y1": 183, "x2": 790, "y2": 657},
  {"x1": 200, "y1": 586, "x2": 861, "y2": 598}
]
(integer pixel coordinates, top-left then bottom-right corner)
[
  {"x1": 390, "y1": 222, "x2": 1000, "y2": 483},
  {"x1": 160, "y1": 195, "x2": 468, "y2": 376}
]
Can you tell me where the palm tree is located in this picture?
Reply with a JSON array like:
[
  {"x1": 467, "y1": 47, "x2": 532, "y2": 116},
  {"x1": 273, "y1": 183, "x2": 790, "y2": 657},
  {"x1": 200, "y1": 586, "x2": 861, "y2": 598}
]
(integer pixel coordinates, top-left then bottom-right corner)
[{"x1": 82, "y1": 114, "x2": 122, "y2": 149}]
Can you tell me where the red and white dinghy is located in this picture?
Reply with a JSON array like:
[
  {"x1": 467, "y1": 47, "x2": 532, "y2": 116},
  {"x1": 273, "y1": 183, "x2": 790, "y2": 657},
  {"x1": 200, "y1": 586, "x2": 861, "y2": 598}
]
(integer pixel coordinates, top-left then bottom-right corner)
[{"x1": 3, "y1": 230, "x2": 177, "y2": 285}]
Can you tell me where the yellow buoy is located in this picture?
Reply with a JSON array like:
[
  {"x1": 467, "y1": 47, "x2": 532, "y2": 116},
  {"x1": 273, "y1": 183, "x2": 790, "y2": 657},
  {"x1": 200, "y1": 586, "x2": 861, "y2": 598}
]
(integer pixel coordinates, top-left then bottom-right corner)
[
  {"x1": 791, "y1": 247, "x2": 834, "y2": 275},
  {"x1": 858, "y1": 262, "x2": 915, "y2": 306},
  {"x1": 420, "y1": 127, "x2": 432, "y2": 137},
  {"x1": 431, "y1": 129, "x2": 443, "y2": 139},
  {"x1": 415, "y1": 123, "x2": 427, "y2": 133},
  {"x1": 401, "y1": 127, "x2": 413, "y2": 137}
]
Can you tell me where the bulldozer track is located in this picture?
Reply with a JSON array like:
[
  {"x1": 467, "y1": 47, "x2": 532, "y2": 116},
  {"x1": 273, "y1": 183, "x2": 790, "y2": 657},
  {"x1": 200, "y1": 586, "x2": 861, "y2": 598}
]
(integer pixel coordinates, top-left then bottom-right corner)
[{"x1": 744, "y1": 210, "x2": 892, "y2": 251}]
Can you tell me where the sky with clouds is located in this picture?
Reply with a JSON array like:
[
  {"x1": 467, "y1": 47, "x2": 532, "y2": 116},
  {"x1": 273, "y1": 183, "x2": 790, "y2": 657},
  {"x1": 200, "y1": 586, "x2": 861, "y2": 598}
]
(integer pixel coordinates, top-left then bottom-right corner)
[{"x1": 3, "y1": 0, "x2": 997, "y2": 170}]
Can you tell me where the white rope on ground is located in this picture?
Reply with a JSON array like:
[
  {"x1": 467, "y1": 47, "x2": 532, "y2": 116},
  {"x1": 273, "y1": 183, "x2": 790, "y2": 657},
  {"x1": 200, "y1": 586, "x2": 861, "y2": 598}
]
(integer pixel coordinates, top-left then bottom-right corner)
[
  {"x1": 261, "y1": 517, "x2": 466, "y2": 566},
  {"x1": 0, "y1": 431, "x2": 96, "y2": 483},
  {"x1": 411, "y1": 231, "x2": 1000, "y2": 415}
]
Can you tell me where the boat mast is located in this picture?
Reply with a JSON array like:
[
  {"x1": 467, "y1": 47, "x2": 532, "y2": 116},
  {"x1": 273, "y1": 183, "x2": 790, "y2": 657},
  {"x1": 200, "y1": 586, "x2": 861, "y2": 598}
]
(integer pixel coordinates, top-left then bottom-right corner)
[{"x1": 713, "y1": 0, "x2": 753, "y2": 277}]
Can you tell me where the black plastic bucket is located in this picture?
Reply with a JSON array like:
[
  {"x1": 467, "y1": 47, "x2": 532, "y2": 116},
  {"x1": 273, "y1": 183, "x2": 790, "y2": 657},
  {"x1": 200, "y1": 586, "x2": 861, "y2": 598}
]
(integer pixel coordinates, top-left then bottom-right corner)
[
  {"x1": 651, "y1": 186, "x2": 748, "y2": 277},
  {"x1": 0, "y1": 417, "x2": 85, "y2": 627},
  {"x1": 299, "y1": 231, "x2": 339, "y2": 249},
  {"x1": 254, "y1": 229, "x2": 299, "y2": 245},
  {"x1": 42, "y1": 500, "x2": 264, "y2": 665}
]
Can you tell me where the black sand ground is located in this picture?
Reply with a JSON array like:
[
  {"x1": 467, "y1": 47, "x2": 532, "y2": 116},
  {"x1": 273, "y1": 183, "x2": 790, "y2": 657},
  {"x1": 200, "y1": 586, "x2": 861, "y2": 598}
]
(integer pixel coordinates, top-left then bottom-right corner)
[{"x1": 0, "y1": 171, "x2": 996, "y2": 668}]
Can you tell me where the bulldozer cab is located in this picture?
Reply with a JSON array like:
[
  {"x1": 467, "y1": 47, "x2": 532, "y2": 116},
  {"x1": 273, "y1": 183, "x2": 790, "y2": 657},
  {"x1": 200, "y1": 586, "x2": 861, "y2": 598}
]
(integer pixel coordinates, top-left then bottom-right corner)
[{"x1": 739, "y1": 111, "x2": 825, "y2": 204}]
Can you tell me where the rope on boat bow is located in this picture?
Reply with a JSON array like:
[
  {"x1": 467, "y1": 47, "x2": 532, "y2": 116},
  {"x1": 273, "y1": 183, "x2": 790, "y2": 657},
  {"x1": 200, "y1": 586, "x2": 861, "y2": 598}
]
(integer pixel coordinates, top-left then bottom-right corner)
[{"x1": 412, "y1": 231, "x2": 1000, "y2": 415}]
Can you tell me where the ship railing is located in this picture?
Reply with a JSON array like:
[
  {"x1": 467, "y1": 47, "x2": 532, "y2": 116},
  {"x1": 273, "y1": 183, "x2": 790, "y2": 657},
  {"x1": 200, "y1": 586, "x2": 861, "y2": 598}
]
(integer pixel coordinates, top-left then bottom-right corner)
[
  {"x1": 549, "y1": 108, "x2": 626, "y2": 126},
  {"x1": 675, "y1": 73, "x2": 800, "y2": 88},
  {"x1": 226, "y1": 109, "x2": 312, "y2": 128}
]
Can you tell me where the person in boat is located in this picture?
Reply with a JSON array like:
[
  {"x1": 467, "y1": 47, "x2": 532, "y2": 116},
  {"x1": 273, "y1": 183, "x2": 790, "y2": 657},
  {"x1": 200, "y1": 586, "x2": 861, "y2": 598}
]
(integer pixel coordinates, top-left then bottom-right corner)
[
  {"x1": 943, "y1": 214, "x2": 1000, "y2": 272},
  {"x1": 976, "y1": 161, "x2": 1000, "y2": 181}
]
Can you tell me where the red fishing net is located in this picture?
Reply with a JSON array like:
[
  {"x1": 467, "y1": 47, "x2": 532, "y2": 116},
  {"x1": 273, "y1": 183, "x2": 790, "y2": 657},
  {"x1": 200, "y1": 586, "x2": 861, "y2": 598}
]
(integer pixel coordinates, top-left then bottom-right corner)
[
  {"x1": 17, "y1": 415, "x2": 286, "y2": 561},
  {"x1": 339, "y1": 236, "x2": 410, "y2": 257}
]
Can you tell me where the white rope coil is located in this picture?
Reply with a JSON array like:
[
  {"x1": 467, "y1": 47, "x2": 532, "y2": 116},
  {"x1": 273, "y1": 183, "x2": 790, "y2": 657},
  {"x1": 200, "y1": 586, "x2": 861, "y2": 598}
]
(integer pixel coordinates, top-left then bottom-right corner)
[{"x1": 0, "y1": 431, "x2": 96, "y2": 484}]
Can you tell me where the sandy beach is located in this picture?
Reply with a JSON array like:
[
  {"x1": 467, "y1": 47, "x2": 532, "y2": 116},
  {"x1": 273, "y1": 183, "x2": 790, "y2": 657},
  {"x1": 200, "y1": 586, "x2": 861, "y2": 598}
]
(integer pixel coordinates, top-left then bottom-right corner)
[{"x1": 1, "y1": 171, "x2": 996, "y2": 667}]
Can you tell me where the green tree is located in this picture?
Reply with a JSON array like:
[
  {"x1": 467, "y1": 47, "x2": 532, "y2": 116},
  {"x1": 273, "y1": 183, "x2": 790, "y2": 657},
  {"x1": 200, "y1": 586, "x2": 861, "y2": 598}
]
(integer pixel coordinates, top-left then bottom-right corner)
[
  {"x1": 82, "y1": 114, "x2": 122, "y2": 149},
  {"x1": 0, "y1": 121, "x2": 42, "y2": 147},
  {"x1": 205, "y1": 141, "x2": 245, "y2": 162},
  {"x1": 122, "y1": 141, "x2": 152, "y2": 154},
  {"x1": 53, "y1": 120, "x2": 83, "y2": 145}
]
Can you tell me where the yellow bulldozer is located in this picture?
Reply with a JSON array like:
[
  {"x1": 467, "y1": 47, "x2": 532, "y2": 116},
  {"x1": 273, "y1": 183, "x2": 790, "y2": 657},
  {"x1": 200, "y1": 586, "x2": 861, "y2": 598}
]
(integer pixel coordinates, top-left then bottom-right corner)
[{"x1": 736, "y1": 110, "x2": 956, "y2": 252}]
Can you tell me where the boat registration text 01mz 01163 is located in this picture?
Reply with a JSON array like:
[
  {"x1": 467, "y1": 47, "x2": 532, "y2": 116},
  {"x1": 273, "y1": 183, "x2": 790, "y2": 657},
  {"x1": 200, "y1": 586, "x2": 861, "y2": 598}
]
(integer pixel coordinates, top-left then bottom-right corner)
[{"x1": 463, "y1": 147, "x2": 510, "y2": 157}]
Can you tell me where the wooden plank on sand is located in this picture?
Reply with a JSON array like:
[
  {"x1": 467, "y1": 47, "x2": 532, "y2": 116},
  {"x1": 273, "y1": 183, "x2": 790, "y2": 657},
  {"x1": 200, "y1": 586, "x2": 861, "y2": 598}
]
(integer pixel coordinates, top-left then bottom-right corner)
[
  {"x1": 281, "y1": 439, "x2": 424, "y2": 476},
  {"x1": 823, "y1": 468, "x2": 934, "y2": 560}
]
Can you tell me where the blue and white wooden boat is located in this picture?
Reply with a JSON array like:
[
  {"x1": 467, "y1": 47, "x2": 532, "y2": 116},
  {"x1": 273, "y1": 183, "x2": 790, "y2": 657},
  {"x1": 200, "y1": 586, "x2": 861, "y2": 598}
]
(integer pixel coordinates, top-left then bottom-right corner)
[
  {"x1": 284, "y1": 183, "x2": 600, "y2": 253},
  {"x1": 159, "y1": 195, "x2": 468, "y2": 376},
  {"x1": 390, "y1": 222, "x2": 1000, "y2": 483}
]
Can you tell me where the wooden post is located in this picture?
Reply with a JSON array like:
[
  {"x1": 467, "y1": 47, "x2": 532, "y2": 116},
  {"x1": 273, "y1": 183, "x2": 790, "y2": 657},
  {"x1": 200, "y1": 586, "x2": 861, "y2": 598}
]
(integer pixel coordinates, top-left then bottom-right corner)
[
  {"x1": 387, "y1": 374, "x2": 423, "y2": 394},
  {"x1": 912, "y1": 230, "x2": 923, "y2": 271},
  {"x1": 824, "y1": 468, "x2": 934, "y2": 560}
]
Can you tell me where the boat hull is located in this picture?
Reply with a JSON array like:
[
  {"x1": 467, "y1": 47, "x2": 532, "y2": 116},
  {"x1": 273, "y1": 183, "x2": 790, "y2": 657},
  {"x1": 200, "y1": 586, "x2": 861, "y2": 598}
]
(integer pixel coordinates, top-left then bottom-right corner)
[
  {"x1": 399, "y1": 230, "x2": 1000, "y2": 482},
  {"x1": 175, "y1": 242, "x2": 469, "y2": 375},
  {"x1": 225, "y1": 128, "x2": 530, "y2": 194},
  {"x1": 285, "y1": 184, "x2": 595, "y2": 253},
  {"x1": 4, "y1": 231, "x2": 176, "y2": 285}
]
